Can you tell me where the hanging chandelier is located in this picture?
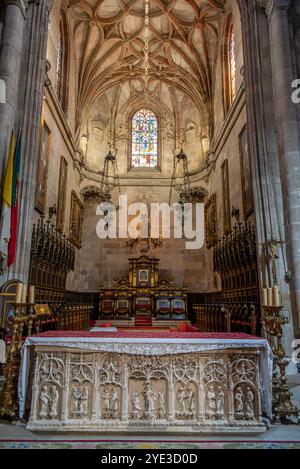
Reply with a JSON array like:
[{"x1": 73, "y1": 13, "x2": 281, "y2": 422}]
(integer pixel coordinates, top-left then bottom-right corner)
[
  {"x1": 99, "y1": 149, "x2": 121, "y2": 204},
  {"x1": 169, "y1": 147, "x2": 192, "y2": 205}
]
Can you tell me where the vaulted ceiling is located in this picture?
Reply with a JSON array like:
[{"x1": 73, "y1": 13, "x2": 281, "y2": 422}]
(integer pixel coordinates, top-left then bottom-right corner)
[{"x1": 65, "y1": 0, "x2": 226, "y2": 143}]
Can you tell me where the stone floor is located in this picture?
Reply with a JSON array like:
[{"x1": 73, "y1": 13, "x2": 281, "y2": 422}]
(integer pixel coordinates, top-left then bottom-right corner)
[{"x1": 0, "y1": 375, "x2": 299, "y2": 449}]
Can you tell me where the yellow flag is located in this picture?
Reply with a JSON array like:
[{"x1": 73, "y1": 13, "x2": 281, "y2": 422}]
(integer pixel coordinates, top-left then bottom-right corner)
[{"x1": 3, "y1": 131, "x2": 15, "y2": 208}]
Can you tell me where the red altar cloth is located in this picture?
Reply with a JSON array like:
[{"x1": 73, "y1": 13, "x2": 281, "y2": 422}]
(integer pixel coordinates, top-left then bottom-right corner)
[{"x1": 35, "y1": 331, "x2": 261, "y2": 340}]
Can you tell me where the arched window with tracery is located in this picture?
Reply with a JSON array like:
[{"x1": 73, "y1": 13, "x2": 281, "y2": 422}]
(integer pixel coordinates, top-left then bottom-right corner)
[
  {"x1": 223, "y1": 17, "x2": 237, "y2": 113},
  {"x1": 229, "y1": 25, "x2": 236, "y2": 103},
  {"x1": 55, "y1": 13, "x2": 69, "y2": 114},
  {"x1": 131, "y1": 109, "x2": 158, "y2": 168}
]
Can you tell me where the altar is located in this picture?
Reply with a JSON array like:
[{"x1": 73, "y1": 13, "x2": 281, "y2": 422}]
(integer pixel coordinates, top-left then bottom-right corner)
[
  {"x1": 20, "y1": 331, "x2": 272, "y2": 434},
  {"x1": 99, "y1": 256, "x2": 188, "y2": 319}
]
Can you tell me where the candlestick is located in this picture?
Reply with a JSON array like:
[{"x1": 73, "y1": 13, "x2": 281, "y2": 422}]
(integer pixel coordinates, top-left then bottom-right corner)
[
  {"x1": 267, "y1": 288, "x2": 273, "y2": 306},
  {"x1": 261, "y1": 288, "x2": 268, "y2": 306},
  {"x1": 273, "y1": 286, "x2": 280, "y2": 307},
  {"x1": 15, "y1": 283, "x2": 23, "y2": 304},
  {"x1": 29, "y1": 285, "x2": 35, "y2": 304},
  {"x1": 21, "y1": 285, "x2": 27, "y2": 304}
]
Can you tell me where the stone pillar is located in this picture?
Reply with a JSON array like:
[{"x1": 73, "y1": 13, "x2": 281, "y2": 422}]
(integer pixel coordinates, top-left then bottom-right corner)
[
  {"x1": 0, "y1": 0, "x2": 51, "y2": 285},
  {"x1": 262, "y1": 0, "x2": 300, "y2": 334},
  {"x1": 0, "y1": 0, "x2": 28, "y2": 174}
]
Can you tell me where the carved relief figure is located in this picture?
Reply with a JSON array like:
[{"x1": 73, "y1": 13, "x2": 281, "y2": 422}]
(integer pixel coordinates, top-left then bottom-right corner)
[
  {"x1": 206, "y1": 385, "x2": 216, "y2": 418},
  {"x1": 131, "y1": 392, "x2": 141, "y2": 419},
  {"x1": 158, "y1": 391, "x2": 165, "y2": 419},
  {"x1": 144, "y1": 382, "x2": 155, "y2": 418},
  {"x1": 80, "y1": 385, "x2": 89, "y2": 417},
  {"x1": 176, "y1": 386, "x2": 186, "y2": 414},
  {"x1": 49, "y1": 385, "x2": 59, "y2": 419},
  {"x1": 185, "y1": 122, "x2": 197, "y2": 144},
  {"x1": 216, "y1": 386, "x2": 225, "y2": 418},
  {"x1": 72, "y1": 386, "x2": 81, "y2": 414},
  {"x1": 39, "y1": 386, "x2": 50, "y2": 418},
  {"x1": 103, "y1": 388, "x2": 110, "y2": 416},
  {"x1": 244, "y1": 387, "x2": 255, "y2": 419},
  {"x1": 186, "y1": 387, "x2": 196, "y2": 414},
  {"x1": 111, "y1": 387, "x2": 119, "y2": 418},
  {"x1": 234, "y1": 387, "x2": 244, "y2": 418}
]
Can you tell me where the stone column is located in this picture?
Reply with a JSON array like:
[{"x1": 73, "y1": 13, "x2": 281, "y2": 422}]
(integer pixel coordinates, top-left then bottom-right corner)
[
  {"x1": 262, "y1": 0, "x2": 300, "y2": 334},
  {"x1": 0, "y1": 0, "x2": 28, "y2": 174},
  {"x1": 0, "y1": 0, "x2": 51, "y2": 285}
]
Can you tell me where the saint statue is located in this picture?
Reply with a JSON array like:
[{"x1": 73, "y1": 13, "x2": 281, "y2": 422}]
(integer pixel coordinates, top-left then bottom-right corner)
[
  {"x1": 234, "y1": 387, "x2": 244, "y2": 418},
  {"x1": 244, "y1": 387, "x2": 255, "y2": 419},
  {"x1": 80, "y1": 385, "x2": 89, "y2": 416},
  {"x1": 111, "y1": 388, "x2": 119, "y2": 418},
  {"x1": 176, "y1": 386, "x2": 186, "y2": 414},
  {"x1": 158, "y1": 391, "x2": 165, "y2": 419},
  {"x1": 49, "y1": 385, "x2": 59, "y2": 419},
  {"x1": 144, "y1": 382, "x2": 155, "y2": 418},
  {"x1": 103, "y1": 388, "x2": 110, "y2": 416},
  {"x1": 39, "y1": 385, "x2": 50, "y2": 418},
  {"x1": 72, "y1": 386, "x2": 81, "y2": 413},
  {"x1": 206, "y1": 386, "x2": 216, "y2": 418},
  {"x1": 131, "y1": 392, "x2": 141, "y2": 419},
  {"x1": 186, "y1": 387, "x2": 196, "y2": 414},
  {"x1": 216, "y1": 386, "x2": 225, "y2": 417}
]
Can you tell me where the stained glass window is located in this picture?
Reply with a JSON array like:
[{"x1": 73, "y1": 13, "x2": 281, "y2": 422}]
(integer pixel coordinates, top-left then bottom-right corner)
[
  {"x1": 229, "y1": 27, "x2": 236, "y2": 103},
  {"x1": 131, "y1": 109, "x2": 158, "y2": 168}
]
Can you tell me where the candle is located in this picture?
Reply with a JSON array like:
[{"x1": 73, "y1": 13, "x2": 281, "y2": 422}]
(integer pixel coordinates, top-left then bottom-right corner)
[
  {"x1": 21, "y1": 284, "x2": 28, "y2": 304},
  {"x1": 261, "y1": 288, "x2": 268, "y2": 306},
  {"x1": 267, "y1": 288, "x2": 273, "y2": 306},
  {"x1": 273, "y1": 286, "x2": 280, "y2": 307},
  {"x1": 15, "y1": 283, "x2": 23, "y2": 304},
  {"x1": 29, "y1": 285, "x2": 35, "y2": 304}
]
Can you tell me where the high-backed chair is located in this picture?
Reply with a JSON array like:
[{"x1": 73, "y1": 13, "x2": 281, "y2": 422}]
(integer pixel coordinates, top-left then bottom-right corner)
[
  {"x1": 115, "y1": 299, "x2": 130, "y2": 319},
  {"x1": 171, "y1": 299, "x2": 186, "y2": 319},
  {"x1": 156, "y1": 298, "x2": 171, "y2": 319},
  {"x1": 135, "y1": 297, "x2": 152, "y2": 316},
  {"x1": 100, "y1": 299, "x2": 115, "y2": 319}
]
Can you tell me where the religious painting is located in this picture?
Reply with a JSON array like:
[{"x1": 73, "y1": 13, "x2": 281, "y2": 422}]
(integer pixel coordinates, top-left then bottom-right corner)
[
  {"x1": 56, "y1": 156, "x2": 68, "y2": 232},
  {"x1": 222, "y1": 159, "x2": 231, "y2": 234},
  {"x1": 239, "y1": 126, "x2": 254, "y2": 217},
  {"x1": 138, "y1": 269, "x2": 149, "y2": 284},
  {"x1": 69, "y1": 191, "x2": 84, "y2": 248},
  {"x1": 205, "y1": 194, "x2": 218, "y2": 249},
  {"x1": 35, "y1": 120, "x2": 51, "y2": 213},
  {"x1": 131, "y1": 109, "x2": 158, "y2": 168}
]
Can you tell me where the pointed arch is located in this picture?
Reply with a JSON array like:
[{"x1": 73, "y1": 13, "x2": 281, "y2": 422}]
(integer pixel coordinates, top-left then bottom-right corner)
[{"x1": 222, "y1": 14, "x2": 236, "y2": 114}]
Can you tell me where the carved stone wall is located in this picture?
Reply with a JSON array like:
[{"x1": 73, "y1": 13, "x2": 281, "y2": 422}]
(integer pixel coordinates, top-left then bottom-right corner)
[{"x1": 27, "y1": 346, "x2": 266, "y2": 433}]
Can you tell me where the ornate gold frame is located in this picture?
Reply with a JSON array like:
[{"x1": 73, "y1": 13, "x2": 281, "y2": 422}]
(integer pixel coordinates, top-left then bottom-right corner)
[
  {"x1": 205, "y1": 193, "x2": 218, "y2": 249},
  {"x1": 35, "y1": 119, "x2": 51, "y2": 214},
  {"x1": 222, "y1": 159, "x2": 231, "y2": 234},
  {"x1": 69, "y1": 191, "x2": 84, "y2": 248},
  {"x1": 56, "y1": 156, "x2": 68, "y2": 232},
  {"x1": 239, "y1": 125, "x2": 254, "y2": 217}
]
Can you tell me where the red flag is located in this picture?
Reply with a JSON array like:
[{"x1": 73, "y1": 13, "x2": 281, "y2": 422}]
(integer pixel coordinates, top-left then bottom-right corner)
[{"x1": 7, "y1": 132, "x2": 21, "y2": 267}]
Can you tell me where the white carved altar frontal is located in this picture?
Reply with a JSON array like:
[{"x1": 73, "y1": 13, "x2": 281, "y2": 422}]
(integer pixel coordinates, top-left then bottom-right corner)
[{"x1": 20, "y1": 334, "x2": 272, "y2": 433}]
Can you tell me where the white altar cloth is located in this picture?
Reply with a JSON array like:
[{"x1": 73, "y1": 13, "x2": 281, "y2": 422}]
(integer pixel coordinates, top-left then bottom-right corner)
[{"x1": 19, "y1": 334, "x2": 273, "y2": 421}]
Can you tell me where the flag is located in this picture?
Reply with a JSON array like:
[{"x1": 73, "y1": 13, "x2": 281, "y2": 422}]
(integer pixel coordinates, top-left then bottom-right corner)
[
  {"x1": 7, "y1": 131, "x2": 22, "y2": 267},
  {"x1": 0, "y1": 131, "x2": 14, "y2": 261}
]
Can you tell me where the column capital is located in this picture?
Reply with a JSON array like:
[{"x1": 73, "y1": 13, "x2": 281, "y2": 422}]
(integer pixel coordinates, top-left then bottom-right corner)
[
  {"x1": 257, "y1": 0, "x2": 291, "y2": 17},
  {"x1": 3, "y1": 0, "x2": 29, "y2": 18}
]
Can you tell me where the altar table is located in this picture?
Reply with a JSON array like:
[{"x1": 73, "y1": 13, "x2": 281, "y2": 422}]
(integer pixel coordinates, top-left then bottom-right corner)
[{"x1": 20, "y1": 331, "x2": 272, "y2": 434}]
